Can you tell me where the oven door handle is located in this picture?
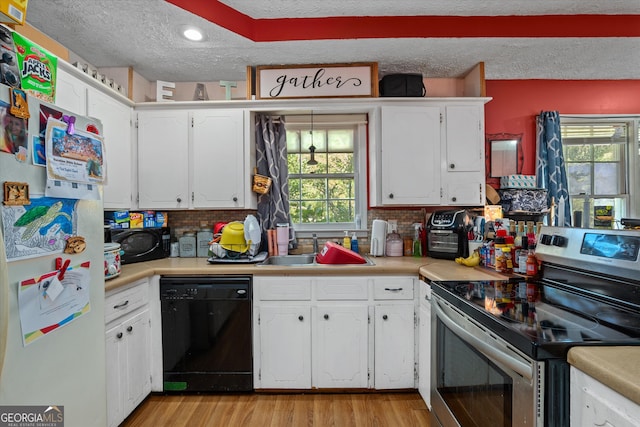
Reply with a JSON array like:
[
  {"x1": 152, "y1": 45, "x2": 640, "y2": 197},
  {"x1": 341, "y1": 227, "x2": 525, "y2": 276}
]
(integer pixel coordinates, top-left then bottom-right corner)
[{"x1": 434, "y1": 299, "x2": 533, "y2": 381}]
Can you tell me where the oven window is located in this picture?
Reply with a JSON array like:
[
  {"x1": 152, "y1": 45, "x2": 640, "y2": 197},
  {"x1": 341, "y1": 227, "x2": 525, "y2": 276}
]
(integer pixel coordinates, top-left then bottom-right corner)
[{"x1": 437, "y1": 319, "x2": 512, "y2": 427}]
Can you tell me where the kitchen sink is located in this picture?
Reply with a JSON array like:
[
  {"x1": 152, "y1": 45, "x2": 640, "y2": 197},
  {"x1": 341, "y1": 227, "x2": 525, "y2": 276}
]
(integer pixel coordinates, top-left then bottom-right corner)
[
  {"x1": 259, "y1": 254, "x2": 317, "y2": 266},
  {"x1": 257, "y1": 254, "x2": 375, "y2": 267}
]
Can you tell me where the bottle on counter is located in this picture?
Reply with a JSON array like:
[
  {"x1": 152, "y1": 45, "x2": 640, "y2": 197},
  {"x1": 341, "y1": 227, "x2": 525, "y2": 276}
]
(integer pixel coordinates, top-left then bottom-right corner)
[
  {"x1": 350, "y1": 232, "x2": 359, "y2": 253},
  {"x1": 516, "y1": 236, "x2": 529, "y2": 274},
  {"x1": 526, "y1": 244, "x2": 538, "y2": 277},
  {"x1": 343, "y1": 230, "x2": 351, "y2": 248}
]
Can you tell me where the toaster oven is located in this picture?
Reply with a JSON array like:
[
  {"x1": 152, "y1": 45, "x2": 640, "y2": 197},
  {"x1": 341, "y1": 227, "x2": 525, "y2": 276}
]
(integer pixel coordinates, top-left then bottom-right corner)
[{"x1": 427, "y1": 209, "x2": 474, "y2": 260}]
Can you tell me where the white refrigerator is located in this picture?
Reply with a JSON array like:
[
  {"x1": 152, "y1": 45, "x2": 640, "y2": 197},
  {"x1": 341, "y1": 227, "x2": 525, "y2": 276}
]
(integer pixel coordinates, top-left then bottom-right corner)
[{"x1": 0, "y1": 82, "x2": 107, "y2": 426}]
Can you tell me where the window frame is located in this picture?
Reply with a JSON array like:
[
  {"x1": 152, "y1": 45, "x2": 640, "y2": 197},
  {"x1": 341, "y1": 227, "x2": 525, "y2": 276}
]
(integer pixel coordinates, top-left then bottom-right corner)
[
  {"x1": 284, "y1": 114, "x2": 368, "y2": 237},
  {"x1": 560, "y1": 115, "x2": 640, "y2": 225}
]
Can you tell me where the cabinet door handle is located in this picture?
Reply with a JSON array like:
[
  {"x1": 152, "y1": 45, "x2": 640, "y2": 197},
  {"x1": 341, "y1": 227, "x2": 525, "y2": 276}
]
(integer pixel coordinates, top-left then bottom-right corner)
[
  {"x1": 451, "y1": 197, "x2": 457, "y2": 202},
  {"x1": 233, "y1": 196, "x2": 238, "y2": 202},
  {"x1": 388, "y1": 193, "x2": 394, "y2": 199},
  {"x1": 450, "y1": 163, "x2": 455, "y2": 169},
  {"x1": 127, "y1": 326, "x2": 133, "y2": 332},
  {"x1": 324, "y1": 314, "x2": 329, "y2": 320},
  {"x1": 382, "y1": 315, "x2": 388, "y2": 320},
  {"x1": 113, "y1": 300, "x2": 129, "y2": 309},
  {"x1": 298, "y1": 315, "x2": 304, "y2": 322},
  {"x1": 116, "y1": 332, "x2": 123, "y2": 339},
  {"x1": 384, "y1": 287, "x2": 403, "y2": 292},
  {"x1": 177, "y1": 197, "x2": 182, "y2": 203}
]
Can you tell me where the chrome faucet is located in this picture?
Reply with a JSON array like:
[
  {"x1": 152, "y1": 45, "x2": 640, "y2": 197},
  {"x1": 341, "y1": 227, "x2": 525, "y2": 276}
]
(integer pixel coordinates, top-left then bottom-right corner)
[{"x1": 312, "y1": 233, "x2": 319, "y2": 254}]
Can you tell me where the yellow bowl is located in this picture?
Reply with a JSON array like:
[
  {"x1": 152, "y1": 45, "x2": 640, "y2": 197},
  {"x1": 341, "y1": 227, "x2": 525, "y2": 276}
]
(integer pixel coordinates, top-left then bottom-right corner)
[{"x1": 219, "y1": 222, "x2": 249, "y2": 253}]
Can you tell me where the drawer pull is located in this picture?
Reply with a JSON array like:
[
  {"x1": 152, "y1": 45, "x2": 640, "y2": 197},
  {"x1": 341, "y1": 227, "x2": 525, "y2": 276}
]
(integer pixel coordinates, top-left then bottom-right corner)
[
  {"x1": 127, "y1": 326, "x2": 133, "y2": 332},
  {"x1": 113, "y1": 300, "x2": 129, "y2": 309},
  {"x1": 298, "y1": 315, "x2": 304, "y2": 322},
  {"x1": 384, "y1": 287, "x2": 403, "y2": 292},
  {"x1": 117, "y1": 332, "x2": 123, "y2": 339},
  {"x1": 324, "y1": 314, "x2": 329, "y2": 320},
  {"x1": 382, "y1": 315, "x2": 388, "y2": 320}
]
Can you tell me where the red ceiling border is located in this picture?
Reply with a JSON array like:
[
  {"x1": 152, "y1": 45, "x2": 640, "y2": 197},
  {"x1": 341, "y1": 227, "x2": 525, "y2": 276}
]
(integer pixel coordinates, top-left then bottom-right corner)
[{"x1": 166, "y1": 1, "x2": 640, "y2": 41}]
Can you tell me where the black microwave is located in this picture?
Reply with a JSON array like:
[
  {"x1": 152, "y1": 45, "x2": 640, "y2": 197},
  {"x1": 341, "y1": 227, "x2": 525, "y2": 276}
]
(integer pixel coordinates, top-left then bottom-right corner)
[{"x1": 108, "y1": 227, "x2": 171, "y2": 264}]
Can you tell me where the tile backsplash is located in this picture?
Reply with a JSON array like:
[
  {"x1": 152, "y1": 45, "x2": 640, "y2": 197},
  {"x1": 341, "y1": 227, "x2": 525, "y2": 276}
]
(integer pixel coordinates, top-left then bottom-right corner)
[{"x1": 166, "y1": 208, "x2": 433, "y2": 249}]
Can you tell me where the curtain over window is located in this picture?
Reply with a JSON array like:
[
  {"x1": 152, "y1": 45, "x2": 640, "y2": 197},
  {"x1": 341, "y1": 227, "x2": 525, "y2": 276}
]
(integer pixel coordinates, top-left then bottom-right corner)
[
  {"x1": 536, "y1": 111, "x2": 572, "y2": 226},
  {"x1": 255, "y1": 114, "x2": 296, "y2": 247}
]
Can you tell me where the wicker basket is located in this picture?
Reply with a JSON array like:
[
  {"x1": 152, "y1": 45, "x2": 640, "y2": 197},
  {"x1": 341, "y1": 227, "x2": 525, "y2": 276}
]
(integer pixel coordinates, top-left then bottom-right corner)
[{"x1": 252, "y1": 169, "x2": 272, "y2": 194}]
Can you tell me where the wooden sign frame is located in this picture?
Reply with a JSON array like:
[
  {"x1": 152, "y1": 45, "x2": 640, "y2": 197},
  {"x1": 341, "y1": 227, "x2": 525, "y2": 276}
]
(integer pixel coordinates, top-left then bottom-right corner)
[{"x1": 254, "y1": 62, "x2": 378, "y2": 100}]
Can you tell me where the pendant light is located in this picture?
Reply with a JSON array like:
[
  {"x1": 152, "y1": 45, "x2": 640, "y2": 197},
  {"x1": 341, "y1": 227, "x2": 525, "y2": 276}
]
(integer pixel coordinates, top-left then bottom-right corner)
[{"x1": 307, "y1": 110, "x2": 318, "y2": 165}]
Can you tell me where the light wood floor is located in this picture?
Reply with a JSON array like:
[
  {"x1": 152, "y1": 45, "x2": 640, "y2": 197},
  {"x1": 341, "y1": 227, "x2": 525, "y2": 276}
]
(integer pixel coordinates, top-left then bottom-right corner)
[{"x1": 122, "y1": 392, "x2": 431, "y2": 427}]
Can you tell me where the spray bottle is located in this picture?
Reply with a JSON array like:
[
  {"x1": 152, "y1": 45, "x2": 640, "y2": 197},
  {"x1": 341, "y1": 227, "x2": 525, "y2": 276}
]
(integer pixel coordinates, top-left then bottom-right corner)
[{"x1": 412, "y1": 223, "x2": 423, "y2": 257}]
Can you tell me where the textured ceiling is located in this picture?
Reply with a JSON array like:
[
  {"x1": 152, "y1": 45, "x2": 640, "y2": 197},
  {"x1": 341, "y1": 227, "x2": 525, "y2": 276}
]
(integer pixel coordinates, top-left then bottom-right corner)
[{"x1": 24, "y1": 0, "x2": 640, "y2": 83}]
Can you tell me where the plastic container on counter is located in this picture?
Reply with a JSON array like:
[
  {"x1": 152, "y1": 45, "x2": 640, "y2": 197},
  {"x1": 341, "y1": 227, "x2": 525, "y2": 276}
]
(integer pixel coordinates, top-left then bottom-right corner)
[
  {"x1": 196, "y1": 229, "x2": 213, "y2": 257},
  {"x1": 179, "y1": 232, "x2": 197, "y2": 257}
]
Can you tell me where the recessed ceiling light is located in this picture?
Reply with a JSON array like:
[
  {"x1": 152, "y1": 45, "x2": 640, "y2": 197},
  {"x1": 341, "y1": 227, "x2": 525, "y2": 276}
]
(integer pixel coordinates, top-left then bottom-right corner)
[{"x1": 183, "y1": 27, "x2": 203, "y2": 41}]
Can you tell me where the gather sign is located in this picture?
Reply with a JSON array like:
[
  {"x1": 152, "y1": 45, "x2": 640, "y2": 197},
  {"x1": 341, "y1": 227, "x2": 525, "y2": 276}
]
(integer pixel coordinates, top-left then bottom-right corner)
[{"x1": 255, "y1": 63, "x2": 378, "y2": 99}]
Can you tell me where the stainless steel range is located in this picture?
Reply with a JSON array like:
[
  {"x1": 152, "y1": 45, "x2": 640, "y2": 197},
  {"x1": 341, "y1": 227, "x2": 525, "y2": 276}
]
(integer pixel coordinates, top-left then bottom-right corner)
[{"x1": 430, "y1": 226, "x2": 640, "y2": 427}]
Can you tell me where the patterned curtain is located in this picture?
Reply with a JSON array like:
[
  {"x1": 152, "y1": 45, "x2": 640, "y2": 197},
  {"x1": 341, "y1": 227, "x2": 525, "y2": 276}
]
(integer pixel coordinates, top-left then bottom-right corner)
[
  {"x1": 255, "y1": 114, "x2": 297, "y2": 247},
  {"x1": 536, "y1": 111, "x2": 572, "y2": 226}
]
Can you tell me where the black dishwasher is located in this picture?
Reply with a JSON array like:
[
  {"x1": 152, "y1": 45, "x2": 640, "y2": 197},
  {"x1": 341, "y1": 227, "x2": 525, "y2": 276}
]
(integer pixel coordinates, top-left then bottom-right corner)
[{"x1": 160, "y1": 275, "x2": 253, "y2": 392}]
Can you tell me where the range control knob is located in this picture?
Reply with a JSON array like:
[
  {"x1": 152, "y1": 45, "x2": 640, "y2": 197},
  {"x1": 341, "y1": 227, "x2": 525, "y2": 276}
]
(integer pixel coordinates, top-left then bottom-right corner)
[
  {"x1": 540, "y1": 234, "x2": 553, "y2": 245},
  {"x1": 551, "y1": 235, "x2": 567, "y2": 247}
]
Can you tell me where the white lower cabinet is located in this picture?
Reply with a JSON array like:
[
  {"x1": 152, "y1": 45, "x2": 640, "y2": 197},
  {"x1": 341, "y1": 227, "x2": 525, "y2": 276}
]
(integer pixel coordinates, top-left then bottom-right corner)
[
  {"x1": 258, "y1": 305, "x2": 312, "y2": 389},
  {"x1": 105, "y1": 279, "x2": 151, "y2": 427},
  {"x1": 373, "y1": 278, "x2": 416, "y2": 389},
  {"x1": 254, "y1": 276, "x2": 416, "y2": 390},
  {"x1": 571, "y1": 366, "x2": 640, "y2": 427},
  {"x1": 314, "y1": 304, "x2": 369, "y2": 388}
]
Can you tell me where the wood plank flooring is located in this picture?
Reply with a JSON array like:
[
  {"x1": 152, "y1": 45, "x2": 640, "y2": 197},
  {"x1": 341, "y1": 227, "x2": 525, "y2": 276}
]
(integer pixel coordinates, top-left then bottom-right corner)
[{"x1": 122, "y1": 392, "x2": 431, "y2": 427}]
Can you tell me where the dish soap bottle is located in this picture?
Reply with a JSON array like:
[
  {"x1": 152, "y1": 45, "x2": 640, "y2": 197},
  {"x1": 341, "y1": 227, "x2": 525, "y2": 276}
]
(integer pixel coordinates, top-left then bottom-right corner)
[
  {"x1": 350, "y1": 232, "x2": 359, "y2": 253},
  {"x1": 343, "y1": 230, "x2": 351, "y2": 248}
]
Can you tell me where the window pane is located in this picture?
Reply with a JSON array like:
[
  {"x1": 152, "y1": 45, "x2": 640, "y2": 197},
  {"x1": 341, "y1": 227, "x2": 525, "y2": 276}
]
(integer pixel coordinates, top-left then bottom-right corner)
[
  {"x1": 593, "y1": 144, "x2": 620, "y2": 161},
  {"x1": 301, "y1": 130, "x2": 327, "y2": 152},
  {"x1": 301, "y1": 201, "x2": 327, "y2": 223},
  {"x1": 594, "y1": 163, "x2": 620, "y2": 195},
  {"x1": 329, "y1": 200, "x2": 355, "y2": 222},
  {"x1": 288, "y1": 153, "x2": 301, "y2": 174},
  {"x1": 303, "y1": 153, "x2": 327, "y2": 174},
  {"x1": 289, "y1": 201, "x2": 301, "y2": 223},
  {"x1": 567, "y1": 163, "x2": 592, "y2": 195},
  {"x1": 327, "y1": 129, "x2": 354, "y2": 152},
  {"x1": 564, "y1": 144, "x2": 592, "y2": 161},
  {"x1": 301, "y1": 178, "x2": 326, "y2": 200},
  {"x1": 328, "y1": 152, "x2": 354, "y2": 174},
  {"x1": 329, "y1": 178, "x2": 354, "y2": 199},
  {"x1": 289, "y1": 177, "x2": 301, "y2": 199},
  {"x1": 286, "y1": 130, "x2": 300, "y2": 152}
]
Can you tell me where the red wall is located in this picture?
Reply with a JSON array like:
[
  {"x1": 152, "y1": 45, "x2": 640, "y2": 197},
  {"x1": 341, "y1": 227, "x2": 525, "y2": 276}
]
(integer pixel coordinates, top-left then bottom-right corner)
[{"x1": 484, "y1": 80, "x2": 640, "y2": 184}]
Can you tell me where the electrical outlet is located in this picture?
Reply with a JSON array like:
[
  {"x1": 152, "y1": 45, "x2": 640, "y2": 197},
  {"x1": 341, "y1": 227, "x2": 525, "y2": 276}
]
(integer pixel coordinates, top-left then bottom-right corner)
[{"x1": 388, "y1": 219, "x2": 398, "y2": 231}]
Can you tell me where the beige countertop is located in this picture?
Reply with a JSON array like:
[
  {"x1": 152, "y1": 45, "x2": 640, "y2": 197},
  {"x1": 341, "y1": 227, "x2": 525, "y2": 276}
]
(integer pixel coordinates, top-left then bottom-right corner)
[
  {"x1": 104, "y1": 255, "x2": 506, "y2": 292},
  {"x1": 568, "y1": 346, "x2": 640, "y2": 405}
]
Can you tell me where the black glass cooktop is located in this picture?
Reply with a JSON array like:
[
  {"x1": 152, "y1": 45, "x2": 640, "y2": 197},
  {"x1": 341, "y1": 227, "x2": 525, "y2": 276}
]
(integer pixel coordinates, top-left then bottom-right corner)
[{"x1": 432, "y1": 276, "x2": 640, "y2": 360}]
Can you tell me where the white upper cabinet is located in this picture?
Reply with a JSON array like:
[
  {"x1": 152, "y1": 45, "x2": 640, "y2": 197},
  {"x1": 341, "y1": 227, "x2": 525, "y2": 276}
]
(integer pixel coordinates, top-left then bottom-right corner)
[
  {"x1": 191, "y1": 109, "x2": 244, "y2": 208},
  {"x1": 441, "y1": 104, "x2": 486, "y2": 205},
  {"x1": 137, "y1": 110, "x2": 190, "y2": 209},
  {"x1": 88, "y1": 90, "x2": 134, "y2": 209},
  {"x1": 55, "y1": 65, "x2": 135, "y2": 209},
  {"x1": 136, "y1": 108, "x2": 247, "y2": 210},
  {"x1": 380, "y1": 105, "x2": 442, "y2": 205},
  {"x1": 55, "y1": 67, "x2": 89, "y2": 114},
  {"x1": 372, "y1": 99, "x2": 488, "y2": 207}
]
